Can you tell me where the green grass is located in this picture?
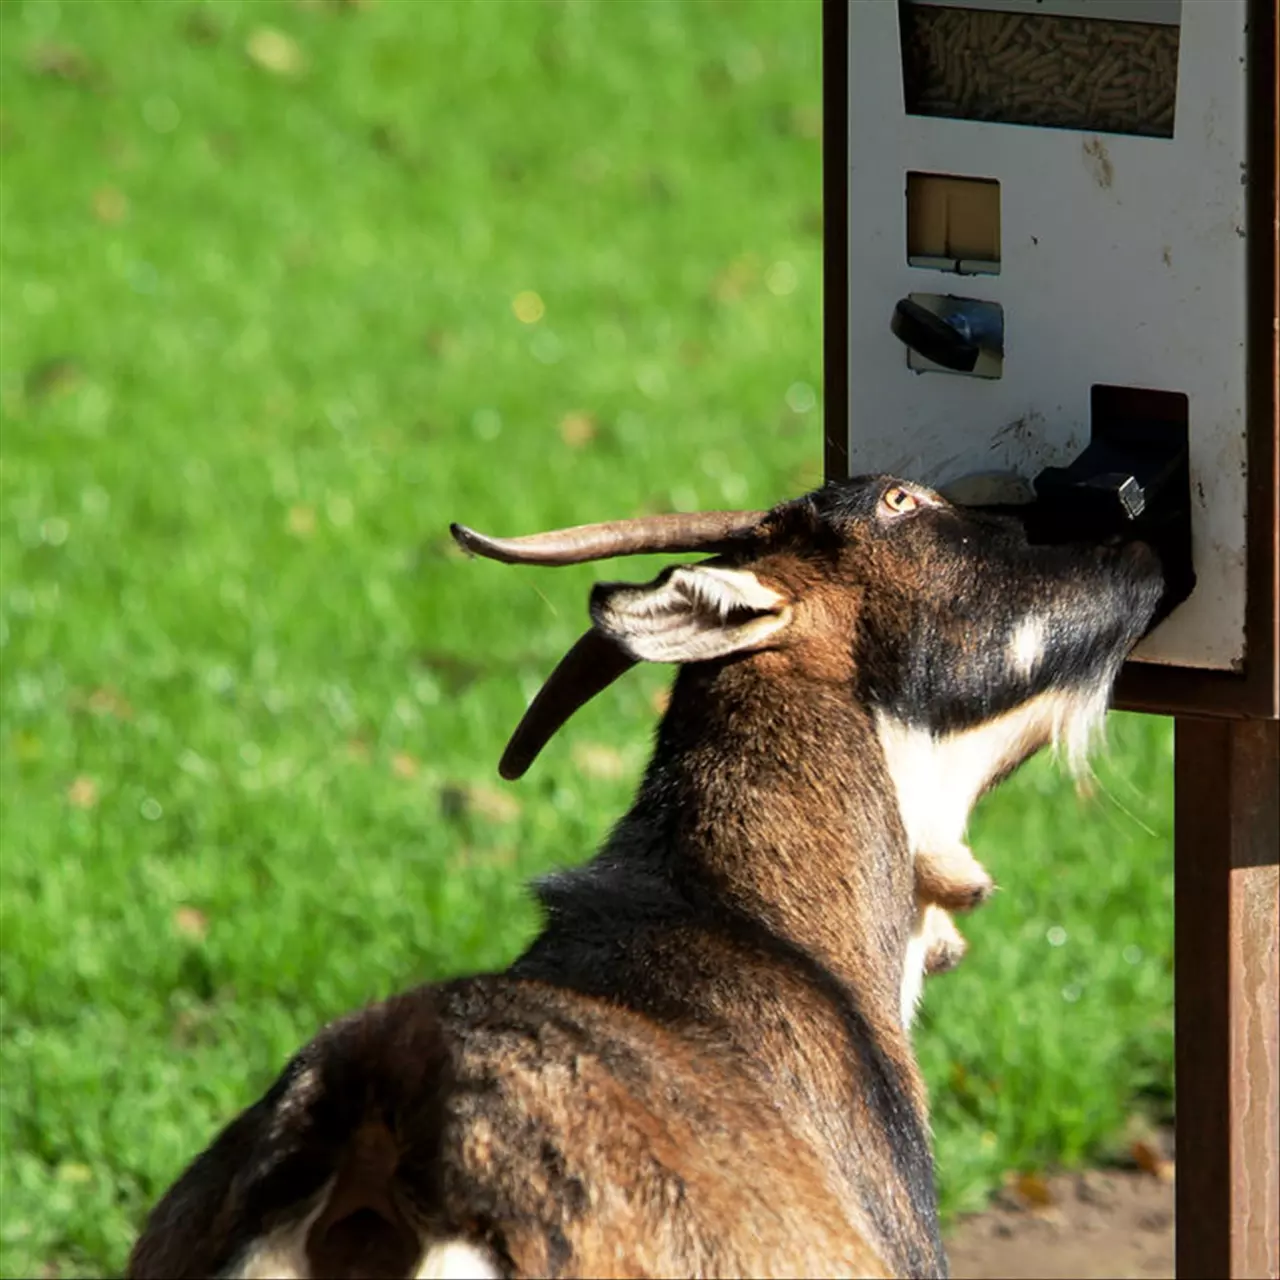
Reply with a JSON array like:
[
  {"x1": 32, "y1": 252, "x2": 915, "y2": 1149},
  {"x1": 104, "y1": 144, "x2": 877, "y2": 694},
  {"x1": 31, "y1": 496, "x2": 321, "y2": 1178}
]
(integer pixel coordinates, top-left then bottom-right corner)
[{"x1": 0, "y1": 2, "x2": 1172, "y2": 1275}]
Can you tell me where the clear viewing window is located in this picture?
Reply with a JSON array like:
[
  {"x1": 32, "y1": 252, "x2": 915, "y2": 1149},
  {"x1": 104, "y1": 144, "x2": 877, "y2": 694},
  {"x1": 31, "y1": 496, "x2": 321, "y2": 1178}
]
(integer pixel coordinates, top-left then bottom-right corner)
[{"x1": 899, "y1": 3, "x2": 1180, "y2": 139}]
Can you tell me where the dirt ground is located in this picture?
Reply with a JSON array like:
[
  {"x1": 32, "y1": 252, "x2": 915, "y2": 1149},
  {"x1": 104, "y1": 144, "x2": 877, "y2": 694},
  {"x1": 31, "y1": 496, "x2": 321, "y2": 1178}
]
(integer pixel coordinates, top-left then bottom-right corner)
[{"x1": 947, "y1": 1166, "x2": 1174, "y2": 1279}]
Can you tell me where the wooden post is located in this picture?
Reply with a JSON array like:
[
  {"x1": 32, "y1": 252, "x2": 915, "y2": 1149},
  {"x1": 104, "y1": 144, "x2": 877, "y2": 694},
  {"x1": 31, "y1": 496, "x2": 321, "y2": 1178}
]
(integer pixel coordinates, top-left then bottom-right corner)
[{"x1": 1175, "y1": 717, "x2": 1280, "y2": 1278}]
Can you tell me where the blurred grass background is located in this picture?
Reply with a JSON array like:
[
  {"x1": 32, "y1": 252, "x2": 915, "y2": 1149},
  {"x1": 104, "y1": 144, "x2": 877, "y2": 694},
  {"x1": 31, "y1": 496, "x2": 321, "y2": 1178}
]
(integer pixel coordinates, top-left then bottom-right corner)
[{"x1": 0, "y1": 1, "x2": 1174, "y2": 1275}]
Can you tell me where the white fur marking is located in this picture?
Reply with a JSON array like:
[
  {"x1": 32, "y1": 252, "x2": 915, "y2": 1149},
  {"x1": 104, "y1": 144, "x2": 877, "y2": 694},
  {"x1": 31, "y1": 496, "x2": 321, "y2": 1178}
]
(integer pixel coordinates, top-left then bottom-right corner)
[
  {"x1": 875, "y1": 688, "x2": 1109, "y2": 858},
  {"x1": 878, "y1": 686, "x2": 1114, "y2": 1027},
  {"x1": 1008, "y1": 618, "x2": 1046, "y2": 677},
  {"x1": 228, "y1": 1200, "x2": 497, "y2": 1280},
  {"x1": 416, "y1": 1240, "x2": 503, "y2": 1280},
  {"x1": 225, "y1": 1180, "x2": 334, "y2": 1279},
  {"x1": 900, "y1": 927, "x2": 930, "y2": 1027}
]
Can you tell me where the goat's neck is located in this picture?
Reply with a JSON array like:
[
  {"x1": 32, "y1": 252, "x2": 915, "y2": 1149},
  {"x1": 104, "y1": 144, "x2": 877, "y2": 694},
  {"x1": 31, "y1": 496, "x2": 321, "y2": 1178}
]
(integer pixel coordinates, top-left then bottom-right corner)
[{"x1": 618, "y1": 653, "x2": 915, "y2": 1033}]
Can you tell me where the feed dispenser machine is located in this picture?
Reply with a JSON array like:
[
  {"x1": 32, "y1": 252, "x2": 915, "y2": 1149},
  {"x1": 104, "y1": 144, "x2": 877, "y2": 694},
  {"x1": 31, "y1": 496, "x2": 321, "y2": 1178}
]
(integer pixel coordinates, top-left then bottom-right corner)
[
  {"x1": 827, "y1": 0, "x2": 1276, "y2": 716},
  {"x1": 825, "y1": 2, "x2": 1277, "y2": 1277}
]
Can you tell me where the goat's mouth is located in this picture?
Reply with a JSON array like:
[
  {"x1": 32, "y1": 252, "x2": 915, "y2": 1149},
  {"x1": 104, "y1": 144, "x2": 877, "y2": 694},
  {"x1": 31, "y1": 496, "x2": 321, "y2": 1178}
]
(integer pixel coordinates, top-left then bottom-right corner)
[{"x1": 961, "y1": 498, "x2": 1185, "y2": 635}]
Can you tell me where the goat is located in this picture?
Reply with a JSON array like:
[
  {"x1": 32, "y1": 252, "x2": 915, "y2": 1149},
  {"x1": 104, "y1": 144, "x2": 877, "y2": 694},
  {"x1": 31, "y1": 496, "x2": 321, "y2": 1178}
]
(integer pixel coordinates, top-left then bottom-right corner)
[
  {"x1": 913, "y1": 843, "x2": 995, "y2": 987},
  {"x1": 127, "y1": 475, "x2": 1168, "y2": 1280}
]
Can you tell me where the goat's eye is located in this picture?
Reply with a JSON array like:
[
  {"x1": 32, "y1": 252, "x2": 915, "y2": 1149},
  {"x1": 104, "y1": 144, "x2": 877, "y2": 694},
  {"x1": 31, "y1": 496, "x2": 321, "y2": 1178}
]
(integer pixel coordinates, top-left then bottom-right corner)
[{"x1": 880, "y1": 486, "x2": 920, "y2": 517}]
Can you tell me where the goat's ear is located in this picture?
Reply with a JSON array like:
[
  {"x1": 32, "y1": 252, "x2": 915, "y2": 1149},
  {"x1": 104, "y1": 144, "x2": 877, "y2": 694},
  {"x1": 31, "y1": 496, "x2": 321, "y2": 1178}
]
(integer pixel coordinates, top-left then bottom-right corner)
[{"x1": 591, "y1": 565, "x2": 791, "y2": 664}]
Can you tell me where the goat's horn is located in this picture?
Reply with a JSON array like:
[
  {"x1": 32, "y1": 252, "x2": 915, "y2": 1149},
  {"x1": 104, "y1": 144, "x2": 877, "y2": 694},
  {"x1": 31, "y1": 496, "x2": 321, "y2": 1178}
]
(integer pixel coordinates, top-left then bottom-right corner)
[
  {"x1": 451, "y1": 510, "x2": 766, "y2": 567},
  {"x1": 500, "y1": 629, "x2": 638, "y2": 780}
]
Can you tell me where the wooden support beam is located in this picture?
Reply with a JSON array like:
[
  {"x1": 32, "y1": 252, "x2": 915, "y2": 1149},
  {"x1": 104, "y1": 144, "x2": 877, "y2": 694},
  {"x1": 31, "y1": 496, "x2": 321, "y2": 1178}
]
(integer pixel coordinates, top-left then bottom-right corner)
[{"x1": 1174, "y1": 717, "x2": 1280, "y2": 1279}]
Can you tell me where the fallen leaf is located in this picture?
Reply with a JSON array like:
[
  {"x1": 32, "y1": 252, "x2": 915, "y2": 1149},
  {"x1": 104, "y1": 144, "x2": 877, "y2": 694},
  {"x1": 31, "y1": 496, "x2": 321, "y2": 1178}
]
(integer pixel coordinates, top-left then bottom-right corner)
[
  {"x1": 391, "y1": 752, "x2": 419, "y2": 779},
  {"x1": 66, "y1": 776, "x2": 98, "y2": 809},
  {"x1": 1131, "y1": 1140, "x2": 1175, "y2": 1183},
  {"x1": 441, "y1": 782, "x2": 521, "y2": 825},
  {"x1": 572, "y1": 742, "x2": 626, "y2": 780},
  {"x1": 1012, "y1": 1170, "x2": 1054, "y2": 1208},
  {"x1": 86, "y1": 686, "x2": 134, "y2": 719},
  {"x1": 25, "y1": 358, "x2": 82, "y2": 401},
  {"x1": 92, "y1": 186, "x2": 128, "y2": 224},
  {"x1": 26, "y1": 43, "x2": 96, "y2": 84},
  {"x1": 711, "y1": 254, "x2": 759, "y2": 304},
  {"x1": 469, "y1": 783, "x2": 521, "y2": 823},
  {"x1": 559, "y1": 412, "x2": 596, "y2": 448},
  {"x1": 286, "y1": 504, "x2": 316, "y2": 537},
  {"x1": 246, "y1": 27, "x2": 306, "y2": 77},
  {"x1": 453, "y1": 844, "x2": 517, "y2": 869},
  {"x1": 173, "y1": 906, "x2": 208, "y2": 940}
]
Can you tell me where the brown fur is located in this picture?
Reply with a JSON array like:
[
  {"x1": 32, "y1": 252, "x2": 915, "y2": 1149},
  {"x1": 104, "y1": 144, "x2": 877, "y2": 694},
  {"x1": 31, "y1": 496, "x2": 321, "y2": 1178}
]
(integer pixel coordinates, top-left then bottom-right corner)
[
  {"x1": 128, "y1": 654, "x2": 931, "y2": 1280},
  {"x1": 127, "y1": 477, "x2": 1167, "y2": 1280}
]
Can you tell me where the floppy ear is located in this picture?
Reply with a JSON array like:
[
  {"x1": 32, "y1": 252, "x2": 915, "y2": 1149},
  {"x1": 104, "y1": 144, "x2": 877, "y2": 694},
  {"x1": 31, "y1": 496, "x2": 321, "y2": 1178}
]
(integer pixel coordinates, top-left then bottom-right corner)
[{"x1": 590, "y1": 565, "x2": 792, "y2": 664}]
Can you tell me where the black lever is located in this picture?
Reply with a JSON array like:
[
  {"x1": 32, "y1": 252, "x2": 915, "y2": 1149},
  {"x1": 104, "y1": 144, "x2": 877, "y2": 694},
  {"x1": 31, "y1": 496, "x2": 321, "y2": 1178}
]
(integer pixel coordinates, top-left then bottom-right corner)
[
  {"x1": 890, "y1": 298, "x2": 980, "y2": 372},
  {"x1": 1033, "y1": 429, "x2": 1182, "y2": 527}
]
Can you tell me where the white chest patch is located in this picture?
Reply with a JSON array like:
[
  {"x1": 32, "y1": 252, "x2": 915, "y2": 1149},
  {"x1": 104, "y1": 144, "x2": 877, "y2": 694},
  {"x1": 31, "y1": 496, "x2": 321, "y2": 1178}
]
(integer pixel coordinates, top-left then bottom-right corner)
[
  {"x1": 874, "y1": 686, "x2": 1110, "y2": 857},
  {"x1": 877, "y1": 684, "x2": 1114, "y2": 1028}
]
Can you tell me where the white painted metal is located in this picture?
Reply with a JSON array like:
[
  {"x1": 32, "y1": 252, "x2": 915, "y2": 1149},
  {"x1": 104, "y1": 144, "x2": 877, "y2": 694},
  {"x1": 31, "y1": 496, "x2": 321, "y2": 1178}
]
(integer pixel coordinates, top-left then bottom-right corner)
[
  {"x1": 843, "y1": 0, "x2": 1249, "y2": 670},
  {"x1": 914, "y1": 0, "x2": 1182, "y2": 25}
]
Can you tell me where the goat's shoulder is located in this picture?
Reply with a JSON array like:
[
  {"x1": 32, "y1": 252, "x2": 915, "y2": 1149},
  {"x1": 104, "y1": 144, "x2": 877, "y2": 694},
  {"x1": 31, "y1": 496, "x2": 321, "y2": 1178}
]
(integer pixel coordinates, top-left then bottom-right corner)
[
  {"x1": 511, "y1": 860, "x2": 911, "y2": 1091},
  {"x1": 484, "y1": 863, "x2": 942, "y2": 1277},
  {"x1": 434, "y1": 971, "x2": 886, "y2": 1278}
]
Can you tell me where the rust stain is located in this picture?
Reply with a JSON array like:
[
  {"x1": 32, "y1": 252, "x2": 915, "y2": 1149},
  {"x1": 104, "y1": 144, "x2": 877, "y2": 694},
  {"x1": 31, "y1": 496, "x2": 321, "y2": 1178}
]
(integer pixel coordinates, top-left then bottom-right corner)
[{"x1": 1082, "y1": 138, "x2": 1114, "y2": 190}]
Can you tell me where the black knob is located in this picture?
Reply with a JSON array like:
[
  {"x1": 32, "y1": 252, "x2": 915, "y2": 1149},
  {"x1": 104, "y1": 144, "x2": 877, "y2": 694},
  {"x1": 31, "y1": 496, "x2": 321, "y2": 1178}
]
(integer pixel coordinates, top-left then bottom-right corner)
[{"x1": 890, "y1": 297, "x2": 979, "y2": 373}]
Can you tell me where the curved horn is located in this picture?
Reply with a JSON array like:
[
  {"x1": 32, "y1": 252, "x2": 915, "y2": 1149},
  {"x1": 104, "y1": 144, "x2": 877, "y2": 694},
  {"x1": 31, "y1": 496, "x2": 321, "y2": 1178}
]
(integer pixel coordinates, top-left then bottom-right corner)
[
  {"x1": 451, "y1": 509, "x2": 766, "y2": 567},
  {"x1": 500, "y1": 630, "x2": 638, "y2": 780}
]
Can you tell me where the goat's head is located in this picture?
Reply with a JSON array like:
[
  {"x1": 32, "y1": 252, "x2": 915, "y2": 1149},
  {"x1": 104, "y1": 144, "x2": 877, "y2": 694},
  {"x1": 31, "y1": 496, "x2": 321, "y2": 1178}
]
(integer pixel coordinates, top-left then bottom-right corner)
[{"x1": 453, "y1": 474, "x2": 1168, "y2": 791}]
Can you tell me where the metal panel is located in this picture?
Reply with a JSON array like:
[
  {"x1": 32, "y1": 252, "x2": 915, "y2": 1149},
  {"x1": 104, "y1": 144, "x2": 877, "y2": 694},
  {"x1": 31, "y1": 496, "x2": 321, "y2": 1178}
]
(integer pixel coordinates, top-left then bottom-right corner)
[{"x1": 840, "y1": 0, "x2": 1249, "y2": 672}]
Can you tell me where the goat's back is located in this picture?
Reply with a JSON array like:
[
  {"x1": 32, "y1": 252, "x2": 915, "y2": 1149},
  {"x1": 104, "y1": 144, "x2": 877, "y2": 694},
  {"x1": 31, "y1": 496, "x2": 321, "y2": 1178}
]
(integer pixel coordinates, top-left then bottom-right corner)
[{"x1": 127, "y1": 977, "x2": 891, "y2": 1280}]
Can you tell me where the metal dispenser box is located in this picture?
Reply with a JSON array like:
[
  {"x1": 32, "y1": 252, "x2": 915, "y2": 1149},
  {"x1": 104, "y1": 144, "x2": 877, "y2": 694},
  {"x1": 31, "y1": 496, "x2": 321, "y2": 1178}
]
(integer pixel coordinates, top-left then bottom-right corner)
[{"x1": 824, "y1": 0, "x2": 1277, "y2": 718}]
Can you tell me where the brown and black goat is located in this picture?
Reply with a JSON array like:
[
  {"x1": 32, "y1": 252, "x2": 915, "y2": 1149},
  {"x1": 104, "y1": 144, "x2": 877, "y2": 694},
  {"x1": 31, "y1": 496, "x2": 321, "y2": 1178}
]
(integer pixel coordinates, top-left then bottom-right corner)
[{"x1": 127, "y1": 475, "x2": 1167, "y2": 1280}]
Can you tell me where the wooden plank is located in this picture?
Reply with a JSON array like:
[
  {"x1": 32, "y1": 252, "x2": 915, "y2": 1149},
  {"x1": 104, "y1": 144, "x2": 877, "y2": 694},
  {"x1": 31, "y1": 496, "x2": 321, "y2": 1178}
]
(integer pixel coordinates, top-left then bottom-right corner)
[{"x1": 1174, "y1": 717, "x2": 1280, "y2": 1279}]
